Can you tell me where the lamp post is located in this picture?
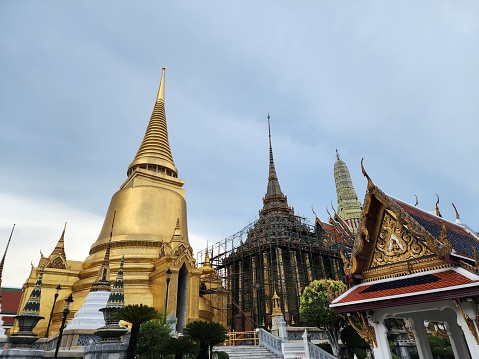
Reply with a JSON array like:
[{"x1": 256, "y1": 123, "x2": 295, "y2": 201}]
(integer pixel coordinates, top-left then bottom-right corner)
[
  {"x1": 255, "y1": 282, "x2": 262, "y2": 328},
  {"x1": 53, "y1": 293, "x2": 73, "y2": 359},
  {"x1": 164, "y1": 267, "x2": 172, "y2": 322},
  {"x1": 44, "y1": 284, "x2": 61, "y2": 338}
]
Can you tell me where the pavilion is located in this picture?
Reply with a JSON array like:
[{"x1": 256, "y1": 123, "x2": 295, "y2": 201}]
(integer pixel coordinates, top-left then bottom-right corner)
[{"x1": 331, "y1": 161, "x2": 479, "y2": 359}]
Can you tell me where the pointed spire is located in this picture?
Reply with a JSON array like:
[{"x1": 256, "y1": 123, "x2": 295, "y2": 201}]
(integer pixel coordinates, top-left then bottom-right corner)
[
  {"x1": 21, "y1": 266, "x2": 45, "y2": 316},
  {"x1": 266, "y1": 113, "x2": 283, "y2": 198},
  {"x1": 91, "y1": 212, "x2": 116, "y2": 292},
  {"x1": 157, "y1": 67, "x2": 166, "y2": 102},
  {"x1": 0, "y1": 224, "x2": 15, "y2": 290},
  {"x1": 260, "y1": 114, "x2": 292, "y2": 216},
  {"x1": 105, "y1": 256, "x2": 125, "y2": 309},
  {"x1": 127, "y1": 67, "x2": 178, "y2": 178},
  {"x1": 204, "y1": 242, "x2": 211, "y2": 267},
  {"x1": 171, "y1": 217, "x2": 183, "y2": 243},
  {"x1": 334, "y1": 152, "x2": 362, "y2": 234},
  {"x1": 48, "y1": 222, "x2": 67, "y2": 262}
]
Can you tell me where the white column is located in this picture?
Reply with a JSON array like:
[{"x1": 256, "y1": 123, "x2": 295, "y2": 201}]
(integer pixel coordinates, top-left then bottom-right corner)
[
  {"x1": 302, "y1": 329, "x2": 310, "y2": 359},
  {"x1": 369, "y1": 316, "x2": 392, "y2": 359},
  {"x1": 408, "y1": 316, "x2": 433, "y2": 359},
  {"x1": 454, "y1": 301, "x2": 479, "y2": 359},
  {"x1": 444, "y1": 319, "x2": 470, "y2": 359}
]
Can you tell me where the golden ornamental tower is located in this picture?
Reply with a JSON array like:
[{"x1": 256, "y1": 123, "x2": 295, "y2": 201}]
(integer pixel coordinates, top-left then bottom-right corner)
[
  {"x1": 72, "y1": 67, "x2": 190, "y2": 312},
  {"x1": 16, "y1": 69, "x2": 226, "y2": 337},
  {"x1": 333, "y1": 150, "x2": 362, "y2": 235}
]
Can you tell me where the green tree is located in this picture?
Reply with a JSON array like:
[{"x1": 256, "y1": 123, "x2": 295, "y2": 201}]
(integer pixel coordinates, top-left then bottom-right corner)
[
  {"x1": 183, "y1": 321, "x2": 227, "y2": 359},
  {"x1": 136, "y1": 319, "x2": 171, "y2": 359},
  {"x1": 114, "y1": 304, "x2": 161, "y2": 359},
  {"x1": 341, "y1": 324, "x2": 370, "y2": 351},
  {"x1": 409, "y1": 349, "x2": 419, "y2": 359},
  {"x1": 299, "y1": 279, "x2": 346, "y2": 356},
  {"x1": 428, "y1": 335, "x2": 454, "y2": 359},
  {"x1": 159, "y1": 335, "x2": 198, "y2": 359}
]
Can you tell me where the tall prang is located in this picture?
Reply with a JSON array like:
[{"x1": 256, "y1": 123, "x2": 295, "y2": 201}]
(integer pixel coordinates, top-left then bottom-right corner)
[{"x1": 333, "y1": 150, "x2": 362, "y2": 235}]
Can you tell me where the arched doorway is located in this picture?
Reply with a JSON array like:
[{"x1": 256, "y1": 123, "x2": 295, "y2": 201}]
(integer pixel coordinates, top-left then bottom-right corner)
[{"x1": 176, "y1": 263, "x2": 189, "y2": 333}]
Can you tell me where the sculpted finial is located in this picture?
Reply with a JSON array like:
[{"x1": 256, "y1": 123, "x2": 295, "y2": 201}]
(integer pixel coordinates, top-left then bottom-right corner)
[
  {"x1": 336, "y1": 149, "x2": 340, "y2": 160},
  {"x1": 452, "y1": 203, "x2": 461, "y2": 221},
  {"x1": 326, "y1": 206, "x2": 333, "y2": 220},
  {"x1": 414, "y1": 195, "x2": 418, "y2": 207},
  {"x1": 435, "y1": 194, "x2": 442, "y2": 218},
  {"x1": 361, "y1": 158, "x2": 374, "y2": 190},
  {"x1": 330, "y1": 200, "x2": 337, "y2": 214}
]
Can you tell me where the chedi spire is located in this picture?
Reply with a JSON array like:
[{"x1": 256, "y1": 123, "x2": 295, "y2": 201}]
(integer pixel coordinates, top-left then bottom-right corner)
[
  {"x1": 128, "y1": 67, "x2": 178, "y2": 178},
  {"x1": 261, "y1": 114, "x2": 291, "y2": 216},
  {"x1": 91, "y1": 212, "x2": 116, "y2": 292}
]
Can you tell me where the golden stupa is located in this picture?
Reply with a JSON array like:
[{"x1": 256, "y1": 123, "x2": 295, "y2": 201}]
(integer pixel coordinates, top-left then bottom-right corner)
[{"x1": 15, "y1": 68, "x2": 226, "y2": 336}]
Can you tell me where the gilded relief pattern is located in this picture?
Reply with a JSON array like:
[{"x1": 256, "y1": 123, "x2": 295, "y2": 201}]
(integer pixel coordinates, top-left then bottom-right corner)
[{"x1": 371, "y1": 211, "x2": 433, "y2": 268}]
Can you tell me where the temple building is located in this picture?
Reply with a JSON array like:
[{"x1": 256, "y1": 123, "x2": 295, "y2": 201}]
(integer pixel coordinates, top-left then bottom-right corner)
[
  {"x1": 14, "y1": 68, "x2": 227, "y2": 337},
  {"x1": 331, "y1": 161, "x2": 479, "y2": 359},
  {"x1": 203, "y1": 118, "x2": 347, "y2": 331}
]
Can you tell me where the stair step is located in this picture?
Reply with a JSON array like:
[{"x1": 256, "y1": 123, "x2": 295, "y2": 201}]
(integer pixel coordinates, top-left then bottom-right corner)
[{"x1": 215, "y1": 345, "x2": 281, "y2": 358}]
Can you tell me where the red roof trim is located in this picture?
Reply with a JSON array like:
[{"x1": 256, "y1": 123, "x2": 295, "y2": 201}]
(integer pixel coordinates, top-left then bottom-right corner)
[{"x1": 332, "y1": 268, "x2": 479, "y2": 310}]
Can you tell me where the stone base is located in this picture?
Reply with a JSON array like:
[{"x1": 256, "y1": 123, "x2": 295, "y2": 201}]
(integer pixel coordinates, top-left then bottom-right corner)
[
  {"x1": 61, "y1": 328, "x2": 100, "y2": 350},
  {"x1": 0, "y1": 348, "x2": 44, "y2": 358},
  {"x1": 84, "y1": 342, "x2": 128, "y2": 359}
]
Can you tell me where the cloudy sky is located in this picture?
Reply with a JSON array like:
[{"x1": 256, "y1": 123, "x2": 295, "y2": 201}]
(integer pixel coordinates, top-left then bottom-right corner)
[{"x1": 1, "y1": 1, "x2": 478, "y2": 288}]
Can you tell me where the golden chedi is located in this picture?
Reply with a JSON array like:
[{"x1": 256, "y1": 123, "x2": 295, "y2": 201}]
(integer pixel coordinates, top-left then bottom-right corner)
[{"x1": 15, "y1": 68, "x2": 226, "y2": 336}]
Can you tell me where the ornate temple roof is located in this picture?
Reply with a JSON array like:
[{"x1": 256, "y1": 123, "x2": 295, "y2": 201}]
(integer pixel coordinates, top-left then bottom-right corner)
[
  {"x1": 331, "y1": 162, "x2": 479, "y2": 313},
  {"x1": 127, "y1": 67, "x2": 178, "y2": 178},
  {"x1": 395, "y1": 200, "x2": 479, "y2": 259}
]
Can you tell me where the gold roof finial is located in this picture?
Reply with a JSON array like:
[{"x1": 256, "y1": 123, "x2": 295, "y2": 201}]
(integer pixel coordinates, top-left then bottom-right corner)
[
  {"x1": 433, "y1": 194, "x2": 442, "y2": 218},
  {"x1": 204, "y1": 241, "x2": 210, "y2": 265},
  {"x1": 361, "y1": 158, "x2": 375, "y2": 191},
  {"x1": 452, "y1": 203, "x2": 461, "y2": 221}
]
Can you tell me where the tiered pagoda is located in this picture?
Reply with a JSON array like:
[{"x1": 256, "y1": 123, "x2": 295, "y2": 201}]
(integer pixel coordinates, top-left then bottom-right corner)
[{"x1": 220, "y1": 117, "x2": 344, "y2": 331}]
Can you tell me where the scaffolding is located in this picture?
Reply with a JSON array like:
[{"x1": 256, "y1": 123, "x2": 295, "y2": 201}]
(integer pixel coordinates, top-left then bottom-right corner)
[{"x1": 197, "y1": 213, "x2": 350, "y2": 332}]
